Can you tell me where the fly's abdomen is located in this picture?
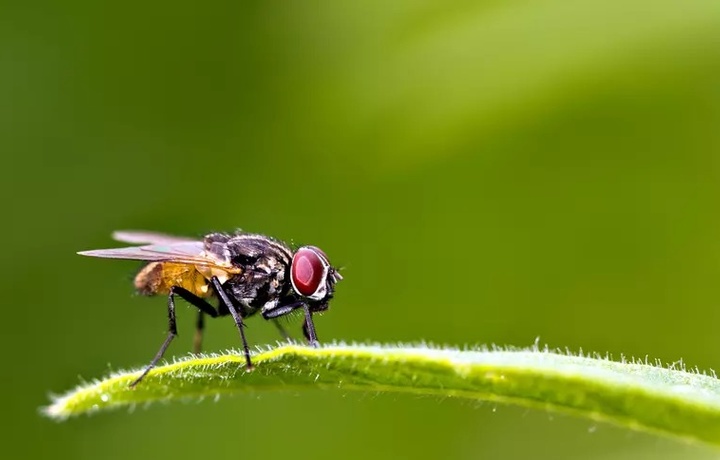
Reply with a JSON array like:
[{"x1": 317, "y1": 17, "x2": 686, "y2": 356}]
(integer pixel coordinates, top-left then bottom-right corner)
[{"x1": 134, "y1": 262, "x2": 211, "y2": 298}]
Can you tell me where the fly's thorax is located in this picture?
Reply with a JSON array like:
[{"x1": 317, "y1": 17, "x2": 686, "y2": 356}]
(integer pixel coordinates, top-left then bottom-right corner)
[
  {"x1": 225, "y1": 233, "x2": 293, "y2": 267},
  {"x1": 210, "y1": 232, "x2": 294, "y2": 311},
  {"x1": 225, "y1": 264, "x2": 291, "y2": 312}
]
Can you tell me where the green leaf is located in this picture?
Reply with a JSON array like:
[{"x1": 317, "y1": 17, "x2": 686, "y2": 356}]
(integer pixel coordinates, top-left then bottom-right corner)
[{"x1": 44, "y1": 343, "x2": 720, "y2": 446}]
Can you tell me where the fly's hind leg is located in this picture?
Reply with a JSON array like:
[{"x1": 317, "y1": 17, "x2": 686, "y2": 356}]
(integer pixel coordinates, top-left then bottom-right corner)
[
  {"x1": 302, "y1": 304, "x2": 320, "y2": 348},
  {"x1": 130, "y1": 287, "x2": 219, "y2": 388}
]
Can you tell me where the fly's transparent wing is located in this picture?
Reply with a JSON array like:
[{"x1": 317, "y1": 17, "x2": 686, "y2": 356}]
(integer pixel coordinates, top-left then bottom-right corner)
[
  {"x1": 78, "y1": 241, "x2": 231, "y2": 269},
  {"x1": 111, "y1": 230, "x2": 196, "y2": 245}
]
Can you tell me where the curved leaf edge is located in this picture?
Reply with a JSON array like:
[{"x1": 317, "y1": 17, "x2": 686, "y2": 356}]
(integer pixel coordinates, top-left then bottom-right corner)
[{"x1": 43, "y1": 342, "x2": 720, "y2": 448}]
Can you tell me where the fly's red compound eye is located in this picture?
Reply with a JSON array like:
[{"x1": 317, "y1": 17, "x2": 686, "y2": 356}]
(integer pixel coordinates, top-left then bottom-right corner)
[{"x1": 290, "y1": 247, "x2": 329, "y2": 299}]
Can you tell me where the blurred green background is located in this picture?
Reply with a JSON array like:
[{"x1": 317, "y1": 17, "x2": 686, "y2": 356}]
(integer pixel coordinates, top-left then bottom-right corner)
[{"x1": 5, "y1": 1, "x2": 720, "y2": 458}]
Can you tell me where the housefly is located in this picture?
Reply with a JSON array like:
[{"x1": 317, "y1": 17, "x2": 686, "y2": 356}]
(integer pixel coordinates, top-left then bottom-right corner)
[{"x1": 78, "y1": 230, "x2": 342, "y2": 386}]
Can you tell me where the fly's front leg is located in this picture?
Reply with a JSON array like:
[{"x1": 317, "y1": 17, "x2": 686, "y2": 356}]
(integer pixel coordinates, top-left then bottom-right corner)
[
  {"x1": 262, "y1": 301, "x2": 304, "y2": 320},
  {"x1": 302, "y1": 304, "x2": 319, "y2": 347},
  {"x1": 262, "y1": 301, "x2": 310, "y2": 344}
]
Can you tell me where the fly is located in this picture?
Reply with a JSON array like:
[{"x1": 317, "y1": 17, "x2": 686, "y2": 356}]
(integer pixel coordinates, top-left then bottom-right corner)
[{"x1": 78, "y1": 230, "x2": 342, "y2": 386}]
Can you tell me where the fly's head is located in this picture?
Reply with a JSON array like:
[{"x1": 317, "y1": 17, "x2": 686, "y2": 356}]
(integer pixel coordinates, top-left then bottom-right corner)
[{"x1": 289, "y1": 246, "x2": 342, "y2": 311}]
